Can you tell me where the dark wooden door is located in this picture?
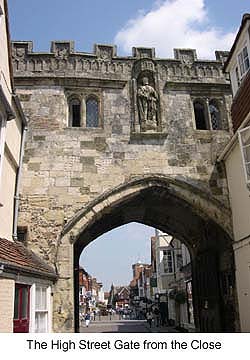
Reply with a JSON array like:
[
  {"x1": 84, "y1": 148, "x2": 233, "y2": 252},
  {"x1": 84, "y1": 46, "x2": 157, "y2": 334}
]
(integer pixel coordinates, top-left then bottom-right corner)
[
  {"x1": 192, "y1": 250, "x2": 222, "y2": 332},
  {"x1": 13, "y1": 284, "x2": 30, "y2": 333}
]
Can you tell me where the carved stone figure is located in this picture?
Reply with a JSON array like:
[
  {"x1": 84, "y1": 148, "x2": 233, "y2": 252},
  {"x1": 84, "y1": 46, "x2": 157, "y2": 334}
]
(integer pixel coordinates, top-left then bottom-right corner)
[{"x1": 137, "y1": 77, "x2": 158, "y2": 132}]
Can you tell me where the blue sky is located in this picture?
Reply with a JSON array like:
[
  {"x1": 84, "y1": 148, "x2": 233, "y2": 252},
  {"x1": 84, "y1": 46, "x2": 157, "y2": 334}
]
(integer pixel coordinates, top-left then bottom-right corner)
[
  {"x1": 8, "y1": 0, "x2": 249, "y2": 58},
  {"x1": 80, "y1": 223, "x2": 154, "y2": 291},
  {"x1": 7, "y1": 0, "x2": 249, "y2": 289}
]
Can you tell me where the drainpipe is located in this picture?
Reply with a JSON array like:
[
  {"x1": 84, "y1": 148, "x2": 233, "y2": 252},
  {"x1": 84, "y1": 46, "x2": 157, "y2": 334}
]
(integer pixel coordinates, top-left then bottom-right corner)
[{"x1": 12, "y1": 94, "x2": 28, "y2": 241}]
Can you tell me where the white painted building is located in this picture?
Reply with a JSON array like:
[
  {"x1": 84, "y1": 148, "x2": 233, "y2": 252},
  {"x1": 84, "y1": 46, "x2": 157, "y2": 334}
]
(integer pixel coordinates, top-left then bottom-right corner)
[
  {"x1": 219, "y1": 13, "x2": 250, "y2": 332},
  {"x1": 153, "y1": 229, "x2": 194, "y2": 330},
  {"x1": 0, "y1": 0, "x2": 57, "y2": 333}
]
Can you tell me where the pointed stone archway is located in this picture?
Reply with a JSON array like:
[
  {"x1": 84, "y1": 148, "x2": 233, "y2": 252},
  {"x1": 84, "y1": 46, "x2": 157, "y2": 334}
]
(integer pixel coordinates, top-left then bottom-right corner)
[
  {"x1": 55, "y1": 175, "x2": 236, "y2": 333},
  {"x1": 12, "y1": 41, "x2": 236, "y2": 333}
]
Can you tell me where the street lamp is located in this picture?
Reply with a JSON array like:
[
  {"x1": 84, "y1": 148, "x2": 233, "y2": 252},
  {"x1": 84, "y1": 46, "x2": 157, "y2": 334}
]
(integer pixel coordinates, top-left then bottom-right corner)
[{"x1": 155, "y1": 293, "x2": 160, "y2": 304}]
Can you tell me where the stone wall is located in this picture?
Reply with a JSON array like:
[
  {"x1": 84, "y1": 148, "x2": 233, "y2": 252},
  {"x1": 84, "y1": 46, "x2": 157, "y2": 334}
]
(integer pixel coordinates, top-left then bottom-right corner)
[{"x1": 12, "y1": 42, "x2": 234, "y2": 331}]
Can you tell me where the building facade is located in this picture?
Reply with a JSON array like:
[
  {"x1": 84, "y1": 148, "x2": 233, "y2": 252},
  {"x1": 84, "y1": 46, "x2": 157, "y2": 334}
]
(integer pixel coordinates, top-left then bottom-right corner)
[
  {"x1": 152, "y1": 230, "x2": 194, "y2": 330},
  {"x1": 0, "y1": 0, "x2": 57, "y2": 333},
  {"x1": 130, "y1": 262, "x2": 152, "y2": 315},
  {"x1": 219, "y1": 13, "x2": 250, "y2": 332},
  {"x1": 79, "y1": 267, "x2": 104, "y2": 315},
  {"x1": 11, "y1": 36, "x2": 238, "y2": 332},
  {"x1": 109, "y1": 285, "x2": 130, "y2": 310}
]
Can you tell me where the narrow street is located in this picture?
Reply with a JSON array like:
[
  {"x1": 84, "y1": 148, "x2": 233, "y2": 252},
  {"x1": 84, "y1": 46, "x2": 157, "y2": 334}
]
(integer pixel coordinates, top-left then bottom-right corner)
[{"x1": 80, "y1": 315, "x2": 178, "y2": 333}]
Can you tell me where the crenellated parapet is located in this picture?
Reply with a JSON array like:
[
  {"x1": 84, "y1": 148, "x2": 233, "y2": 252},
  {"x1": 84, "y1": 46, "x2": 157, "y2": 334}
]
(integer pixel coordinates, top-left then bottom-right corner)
[{"x1": 11, "y1": 41, "x2": 229, "y2": 83}]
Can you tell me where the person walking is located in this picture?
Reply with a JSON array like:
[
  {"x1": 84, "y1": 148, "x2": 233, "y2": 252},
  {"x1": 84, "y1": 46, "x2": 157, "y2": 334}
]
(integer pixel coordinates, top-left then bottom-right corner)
[
  {"x1": 109, "y1": 309, "x2": 112, "y2": 321},
  {"x1": 85, "y1": 311, "x2": 91, "y2": 327},
  {"x1": 154, "y1": 307, "x2": 160, "y2": 327},
  {"x1": 146, "y1": 311, "x2": 153, "y2": 328}
]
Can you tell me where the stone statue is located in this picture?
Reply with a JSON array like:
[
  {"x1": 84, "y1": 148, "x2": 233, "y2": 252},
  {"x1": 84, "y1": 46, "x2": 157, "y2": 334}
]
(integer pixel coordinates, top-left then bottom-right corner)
[{"x1": 137, "y1": 77, "x2": 158, "y2": 132}]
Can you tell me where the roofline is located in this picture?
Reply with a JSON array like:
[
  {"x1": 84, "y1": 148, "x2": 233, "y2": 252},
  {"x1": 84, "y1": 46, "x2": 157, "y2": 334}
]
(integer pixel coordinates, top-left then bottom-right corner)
[
  {"x1": 224, "y1": 13, "x2": 250, "y2": 72},
  {"x1": 0, "y1": 260, "x2": 58, "y2": 281}
]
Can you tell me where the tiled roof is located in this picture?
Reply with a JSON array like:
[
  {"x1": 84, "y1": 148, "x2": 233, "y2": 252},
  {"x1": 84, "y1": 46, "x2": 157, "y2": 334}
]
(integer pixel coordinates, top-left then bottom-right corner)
[
  {"x1": 224, "y1": 13, "x2": 250, "y2": 71},
  {"x1": 0, "y1": 238, "x2": 57, "y2": 280}
]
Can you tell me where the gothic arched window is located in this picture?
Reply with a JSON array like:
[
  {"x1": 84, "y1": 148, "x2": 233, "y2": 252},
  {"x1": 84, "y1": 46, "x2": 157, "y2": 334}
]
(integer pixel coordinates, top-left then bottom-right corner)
[
  {"x1": 193, "y1": 100, "x2": 208, "y2": 130},
  {"x1": 69, "y1": 98, "x2": 81, "y2": 127},
  {"x1": 86, "y1": 97, "x2": 99, "y2": 127},
  {"x1": 209, "y1": 99, "x2": 221, "y2": 130}
]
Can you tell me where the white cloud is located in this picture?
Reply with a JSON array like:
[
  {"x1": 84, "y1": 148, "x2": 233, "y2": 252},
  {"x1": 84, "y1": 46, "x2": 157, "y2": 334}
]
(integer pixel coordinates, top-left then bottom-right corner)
[{"x1": 114, "y1": 0, "x2": 236, "y2": 59}]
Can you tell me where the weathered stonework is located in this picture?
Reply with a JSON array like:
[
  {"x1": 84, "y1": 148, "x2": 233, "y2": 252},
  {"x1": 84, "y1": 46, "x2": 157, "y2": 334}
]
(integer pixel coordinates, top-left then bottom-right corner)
[{"x1": 12, "y1": 41, "x2": 236, "y2": 332}]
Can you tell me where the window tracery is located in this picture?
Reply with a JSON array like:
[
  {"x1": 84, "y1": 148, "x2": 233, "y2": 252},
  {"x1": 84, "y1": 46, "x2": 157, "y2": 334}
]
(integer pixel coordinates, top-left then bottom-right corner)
[
  {"x1": 86, "y1": 97, "x2": 99, "y2": 128},
  {"x1": 67, "y1": 93, "x2": 100, "y2": 128},
  {"x1": 193, "y1": 98, "x2": 224, "y2": 131}
]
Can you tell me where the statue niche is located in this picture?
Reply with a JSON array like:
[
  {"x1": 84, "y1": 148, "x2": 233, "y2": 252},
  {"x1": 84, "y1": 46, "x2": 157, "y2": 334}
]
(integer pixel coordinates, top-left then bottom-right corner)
[{"x1": 137, "y1": 76, "x2": 159, "y2": 132}]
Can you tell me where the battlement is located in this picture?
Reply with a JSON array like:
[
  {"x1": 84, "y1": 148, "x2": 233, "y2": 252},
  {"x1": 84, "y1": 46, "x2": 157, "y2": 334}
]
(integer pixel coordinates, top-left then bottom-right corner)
[
  {"x1": 11, "y1": 41, "x2": 229, "y2": 82},
  {"x1": 12, "y1": 40, "x2": 228, "y2": 62}
]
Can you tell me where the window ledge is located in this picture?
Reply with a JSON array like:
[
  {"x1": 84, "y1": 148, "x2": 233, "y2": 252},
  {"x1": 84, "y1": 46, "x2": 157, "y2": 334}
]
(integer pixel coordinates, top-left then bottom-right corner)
[
  {"x1": 129, "y1": 132, "x2": 168, "y2": 144},
  {"x1": 64, "y1": 127, "x2": 103, "y2": 132},
  {"x1": 193, "y1": 129, "x2": 230, "y2": 137}
]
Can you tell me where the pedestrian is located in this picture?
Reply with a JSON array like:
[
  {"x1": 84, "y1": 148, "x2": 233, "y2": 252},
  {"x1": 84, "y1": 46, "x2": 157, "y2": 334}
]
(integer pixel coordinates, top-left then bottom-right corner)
[
  {"x1": 146, "y1": 311, "x2": 153, "y2": 328},
  {"x1": 154, "y1": 307, "x2": 160, "y2": 327},
  {"x1": 119, "y1": 309, "x2": 123, "y2": 320},
  {"x1": 85, "y1": 311, "x2": 91, "y2": 327}
]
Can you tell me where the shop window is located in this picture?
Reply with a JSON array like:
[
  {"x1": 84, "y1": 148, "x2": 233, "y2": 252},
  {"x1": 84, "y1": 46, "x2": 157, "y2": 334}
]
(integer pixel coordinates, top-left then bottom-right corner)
[
  {"x1": 86, "y1": 97, "x2": 99, "y2": 127},
  {"x1": 193, "y1": 100, "x2": 208, "y2": 130}
]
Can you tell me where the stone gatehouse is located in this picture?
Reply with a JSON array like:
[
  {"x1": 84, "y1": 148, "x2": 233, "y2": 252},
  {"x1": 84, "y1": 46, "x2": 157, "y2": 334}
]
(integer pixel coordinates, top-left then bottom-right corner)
[{"x1": 12, "y1": 41, "x2": 236, "y2": 332}]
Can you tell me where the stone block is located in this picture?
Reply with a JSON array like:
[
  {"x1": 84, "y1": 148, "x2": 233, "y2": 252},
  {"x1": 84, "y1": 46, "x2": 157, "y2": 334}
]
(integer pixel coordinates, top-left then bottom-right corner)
[
  {"x1": 33, "y1": 135, "x2": 46, "y2": 141},
  {"x1": 44, "y1": 210, "x2": 64, "y2": 224},
  {"x1": 55, "y1": 177, "x2": 71, "y2": 187},
  {"x1": 82, "y1": 165, "x2": 97, "y2": 173},
  {"x1": 28, "y1": 162, "x2": 41, "y2": 171},
  {"x1": 94, "y1": 137, "x2": 108, "y2": 151},
  {"x1": 19, "y1": 93, "x2": 31, "y2": 102},
  {"x1": 80, "y1": 141, "x2": 95, "y2": 149},
  {"x1": 70, "y1": 178, "x2": 84, "y2": 187},
  {"x1": 79, "y1": 156, "x2": 95, "y2": 165}
]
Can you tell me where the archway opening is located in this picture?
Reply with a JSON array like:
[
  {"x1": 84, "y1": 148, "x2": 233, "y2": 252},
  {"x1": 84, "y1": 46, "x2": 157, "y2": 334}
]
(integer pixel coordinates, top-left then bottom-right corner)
[
  {"x1": 69, "y1": 179, "x2": 236, "y2": 333},
  {"x1": 79, "y1": 222, "x2": 196, "y2": 333}
]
